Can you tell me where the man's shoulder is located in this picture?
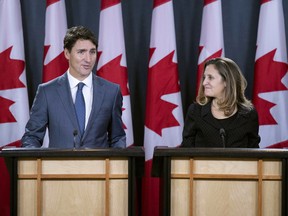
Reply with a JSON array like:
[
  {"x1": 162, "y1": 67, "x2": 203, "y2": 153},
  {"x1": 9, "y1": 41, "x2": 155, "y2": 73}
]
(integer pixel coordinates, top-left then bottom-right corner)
[
  {"x1": 40, "y1": 74, "x2": 67, "y2": 88},
  {"x1": 94, "y1": 75, "x2": 120, "y2": 89}
]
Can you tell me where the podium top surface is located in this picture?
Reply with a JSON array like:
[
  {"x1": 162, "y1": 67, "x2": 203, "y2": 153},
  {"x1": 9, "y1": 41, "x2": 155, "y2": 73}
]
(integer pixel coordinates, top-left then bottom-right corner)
[
  {"x1": 153, "y1": 146, "x2": 288, "y2": 159},
  {"x1": 0, "y1": 146, "x2": 144, "y2": 158},
  {"x1": 152, "y1": 146, "x2": 288, "y2": 177}
]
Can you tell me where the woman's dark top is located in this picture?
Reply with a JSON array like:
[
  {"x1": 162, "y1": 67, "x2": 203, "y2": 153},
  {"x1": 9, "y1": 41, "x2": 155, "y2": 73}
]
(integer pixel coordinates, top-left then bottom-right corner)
[{"x1": 181, "y1": 101, "x2": 260, "y2": 148}]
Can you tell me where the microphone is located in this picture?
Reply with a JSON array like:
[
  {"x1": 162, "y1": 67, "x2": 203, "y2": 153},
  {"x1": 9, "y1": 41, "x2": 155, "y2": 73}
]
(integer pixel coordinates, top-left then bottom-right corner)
[
  {"x1": 219, "y1": 128, "x2": 226, "y2": 148},
  {"x1": 73, "y1": 130, "x2": 78, "y2": 149}
]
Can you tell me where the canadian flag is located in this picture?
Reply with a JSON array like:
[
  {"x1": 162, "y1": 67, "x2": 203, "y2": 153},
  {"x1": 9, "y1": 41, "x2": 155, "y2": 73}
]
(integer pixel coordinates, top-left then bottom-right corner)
[
  {"x1": 97, "y1": 0, "x2": 134, "y2": 147},
  {"x1": 253, "y1": 0, "x2": 288, "y2": 148},
  {"x1": 42, "y1": 0, "x2": 68, "y2": 147},
  {"x1": 0, "y1": 0, "x2": 30, "y2": 215},
  {"x1": 143, "y1": 0, "x2": 184, "y2": 215},
  {"x1": 43, "y1": 0, "x2": 68, "y2": 83},
  {"x1": 196, "y1": 0, "x2": 225, "y2": 91}
]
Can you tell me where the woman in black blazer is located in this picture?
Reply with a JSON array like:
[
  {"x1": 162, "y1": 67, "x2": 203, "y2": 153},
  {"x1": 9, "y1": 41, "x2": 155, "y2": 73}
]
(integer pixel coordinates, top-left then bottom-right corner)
[{"x1": 181, "y1": 57, "x2": 260, "y2": 148}]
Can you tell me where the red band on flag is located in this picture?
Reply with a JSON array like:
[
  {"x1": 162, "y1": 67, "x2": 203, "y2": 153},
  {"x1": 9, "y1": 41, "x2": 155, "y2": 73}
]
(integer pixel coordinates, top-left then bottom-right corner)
[
  {"x1": 101, "y1": 0, "x2": 120, "y2": 10},
  {"x1": 204, "y1": 0, "x2": 217, "y2": 6},
  {"x1": 154, "y1": 0, "x2": 170, "y2": 8},
  {"x1": 46, "y1": 0, "x2": 60, "y2": 7}
]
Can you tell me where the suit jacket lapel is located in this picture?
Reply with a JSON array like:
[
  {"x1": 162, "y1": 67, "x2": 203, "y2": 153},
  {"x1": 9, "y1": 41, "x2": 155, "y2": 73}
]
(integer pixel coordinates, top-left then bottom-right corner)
[
  {"x1": 84, "y1": 75, "x2": 105, "y2": 136},
  {"x1": 56, "y1": 73, "x2": 79, "y2": 131}
]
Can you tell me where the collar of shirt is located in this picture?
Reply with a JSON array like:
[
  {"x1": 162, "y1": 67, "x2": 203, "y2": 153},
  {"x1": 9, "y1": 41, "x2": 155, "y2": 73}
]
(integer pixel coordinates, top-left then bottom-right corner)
[
  {"x1": 67, "y1": 71, "x2": 93, "y2": 129},
  {"x1": 67, "y1": 70, "x2": 93, "y2": 89}
]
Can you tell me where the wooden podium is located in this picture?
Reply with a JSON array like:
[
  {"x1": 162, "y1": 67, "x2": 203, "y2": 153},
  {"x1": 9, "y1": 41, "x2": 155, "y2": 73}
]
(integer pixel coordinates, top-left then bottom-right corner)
[
  {"x1": 152, "y1": 147, "x2": 288, "y2": 216},
  {"x1": 1, "y1": 147, "x2": 144, "y2": 216}
]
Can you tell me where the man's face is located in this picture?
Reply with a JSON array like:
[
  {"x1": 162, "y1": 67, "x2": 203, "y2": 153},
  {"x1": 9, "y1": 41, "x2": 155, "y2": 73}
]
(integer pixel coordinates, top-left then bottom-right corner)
[{"x1": 64, "y1": 39, "x2": 97, "y2": 80}]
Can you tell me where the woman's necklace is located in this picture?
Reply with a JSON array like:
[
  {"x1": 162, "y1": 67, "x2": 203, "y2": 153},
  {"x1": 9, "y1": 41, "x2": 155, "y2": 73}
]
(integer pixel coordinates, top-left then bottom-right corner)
[
  {"x1": 211, "y1": 100, "x2": 227, "y2": 119},
  {"x1": 212, "y1": 100, "x2": 221, "y2": 110}
]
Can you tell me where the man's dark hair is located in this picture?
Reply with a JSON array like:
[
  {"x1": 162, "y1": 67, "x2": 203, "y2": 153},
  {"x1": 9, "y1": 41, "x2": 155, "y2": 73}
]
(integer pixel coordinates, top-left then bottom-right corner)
[{"x1": 63, "y1": 26, "x2": 98, "y2": 52}]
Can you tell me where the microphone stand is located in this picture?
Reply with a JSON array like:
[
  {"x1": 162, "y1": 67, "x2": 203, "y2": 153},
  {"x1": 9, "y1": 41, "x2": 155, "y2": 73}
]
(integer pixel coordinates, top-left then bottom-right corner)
[{"x1": 73, "y1": 130, "x2": 78, "y2": 150}]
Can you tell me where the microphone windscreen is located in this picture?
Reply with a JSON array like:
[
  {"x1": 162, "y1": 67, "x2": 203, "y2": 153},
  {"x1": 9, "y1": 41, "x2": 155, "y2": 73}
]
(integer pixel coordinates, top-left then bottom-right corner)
[
  {"x1": 219, "y1": 128, "x2": 226, "y2": 136},
  {"x1": 73, "y1": 130, "x2": 78, "y2": 136}
]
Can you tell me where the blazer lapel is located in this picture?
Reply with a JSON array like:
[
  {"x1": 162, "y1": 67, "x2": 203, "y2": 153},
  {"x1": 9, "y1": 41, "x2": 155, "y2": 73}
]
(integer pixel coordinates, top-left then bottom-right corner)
[
  {"x1": 201, "y1": 102, "x2": 221, "y2": 130},
  {"x1": 224, "y1": 109, "x2": 249, "y2": 130},
  {"x1": 201, "y1": 102, "x2": 249, "y2": 130}
]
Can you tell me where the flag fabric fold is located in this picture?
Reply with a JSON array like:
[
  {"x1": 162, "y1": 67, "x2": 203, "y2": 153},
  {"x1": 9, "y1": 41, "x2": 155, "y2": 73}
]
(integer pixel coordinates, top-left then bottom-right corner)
[
  {"x1": 253, "y1": 0, "x2": 288, "y2": 148},
  {"x1": 0, "y1": 0, "x2": 30, "y2": 215},
  {"x1": 143, "y1": 0, "x2": 184, "y2": 215},
  {"x1": 97, "y1": 0, "x2": 134, "y2": 147},
  {"x1": 196, "y1": 0, "x2": 225, "y2": 91}
]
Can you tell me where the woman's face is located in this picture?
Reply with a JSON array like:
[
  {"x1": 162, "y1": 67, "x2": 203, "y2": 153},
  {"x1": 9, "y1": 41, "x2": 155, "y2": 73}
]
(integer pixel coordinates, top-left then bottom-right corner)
[{"x1": 202, "y1": 64, "x2": 226, "y2": 100}]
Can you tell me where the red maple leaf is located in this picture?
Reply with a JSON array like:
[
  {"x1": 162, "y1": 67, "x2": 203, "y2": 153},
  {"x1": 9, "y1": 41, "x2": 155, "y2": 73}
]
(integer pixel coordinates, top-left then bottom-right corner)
[
  {"x1": 43, "y1": 45, "x2": 68, "y2": 82},
  {"x1": 0, "y1": 96, "x2": 16, "y2": 123},
  {"x1": 97, "y1": 54, "x2": 129, "y2": 96},
  {"x1": 196, "y1": 47, "x2": 223, "y2": 93},
  {"x1": 97, "y1": 54, "x2": 130, "y2": 130},
  {"x1": 253, "y1": 49, "x2": 288, "y2": 125},
  {"x1": 145, "y1": 49, "x2": 180, "y2": 136},
  {"x1": 0, "y1": 46, "x2": 25, "y2": 90}
]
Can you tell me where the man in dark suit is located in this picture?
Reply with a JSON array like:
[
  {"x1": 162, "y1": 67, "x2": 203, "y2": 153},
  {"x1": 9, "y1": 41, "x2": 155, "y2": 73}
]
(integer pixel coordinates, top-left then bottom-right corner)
[{"x1": 22, "y1": 26, "x2": 126, "y2": 148}]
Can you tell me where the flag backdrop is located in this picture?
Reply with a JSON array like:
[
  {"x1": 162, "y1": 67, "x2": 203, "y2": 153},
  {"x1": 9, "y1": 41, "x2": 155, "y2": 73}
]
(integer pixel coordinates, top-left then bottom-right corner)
[
  {"x1": 15, "y1": 1, "x2": 288, "y2": 151},
  {"x1": 1, "y1": 1, "x2": 288, "y2": 215},
  {"x1": 143, "y1": 0, "x2": 184, "y2": 215},
  {"x1": 43, "y1": 0, "x2": 68, "y2": 83},
  {"x1": 253, "y1": 0, "x2": 288, "y2": 148},
  {"x1": 97, "y1": 0, "x2": 134, "y2": 147},
  {"x1": 196, "y1": 0, "x2": 224, "y2": 92},
  {"x1": 0, "y1": 0, "x2": 30, "y2": 215},
  {"x1": 42, "y1": 0, "x2": 68, "y2": 147}
]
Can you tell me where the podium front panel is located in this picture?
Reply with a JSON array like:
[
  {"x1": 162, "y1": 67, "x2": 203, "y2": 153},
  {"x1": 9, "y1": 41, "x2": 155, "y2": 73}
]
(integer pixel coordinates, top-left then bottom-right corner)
[
  {"x1": 1, "y1": 147, "x2": 144, "y2": 216},
  {"x1": 18, "y1": 157, "x2": 128, "y2": 216},
  {"x1": 170, "y1": 158, "x2": 281, "y2": 216},
  {"x1": 152, "y1": 147, "x2": 288, "y2": 216}
]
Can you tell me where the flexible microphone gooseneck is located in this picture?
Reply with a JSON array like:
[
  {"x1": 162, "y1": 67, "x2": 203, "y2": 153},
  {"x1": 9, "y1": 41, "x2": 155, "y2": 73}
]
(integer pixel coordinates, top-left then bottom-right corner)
[
  {"x1": 219, "y1": 128, "x2": 226, "y2": 148},
  {"x1": 73, "y1": 130, "x2": 78, "y2": 149}
]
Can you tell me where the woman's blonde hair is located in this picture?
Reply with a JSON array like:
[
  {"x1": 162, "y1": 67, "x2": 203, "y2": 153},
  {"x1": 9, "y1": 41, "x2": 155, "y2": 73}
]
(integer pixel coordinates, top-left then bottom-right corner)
[{"x1": 196, "y1": 57, "x2": 253, "y2": 116}]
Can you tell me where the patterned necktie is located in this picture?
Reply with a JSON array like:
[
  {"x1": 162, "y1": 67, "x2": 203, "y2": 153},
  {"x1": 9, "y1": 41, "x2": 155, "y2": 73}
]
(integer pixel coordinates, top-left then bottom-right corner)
[{"x1": 75, "y1": 82, "x2": 86, "y2": 137}]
